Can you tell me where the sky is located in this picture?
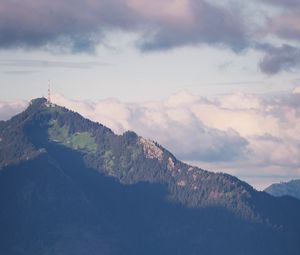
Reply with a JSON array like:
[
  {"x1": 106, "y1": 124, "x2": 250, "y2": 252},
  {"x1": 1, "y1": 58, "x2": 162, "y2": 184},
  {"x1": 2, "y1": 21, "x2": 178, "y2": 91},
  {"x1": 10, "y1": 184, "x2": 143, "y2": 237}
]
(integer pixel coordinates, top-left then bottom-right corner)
[{"x1": 1, "y1": 0, "x2": 300, "y2": 189}]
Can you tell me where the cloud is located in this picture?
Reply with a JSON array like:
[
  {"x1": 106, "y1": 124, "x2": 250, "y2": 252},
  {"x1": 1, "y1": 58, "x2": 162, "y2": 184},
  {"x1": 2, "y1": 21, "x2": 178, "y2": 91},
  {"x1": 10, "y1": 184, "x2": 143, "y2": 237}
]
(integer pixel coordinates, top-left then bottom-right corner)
[
  {"x1": 267, "y1": 12, "x2": 300, "y2": 42},
  {"x1": 51, "y1": 91, "x2": 300, "y2": 180},
  {"x1": 0, "y1": 100, "x2": 28, "y2": 121},
  {"x1": 262, "y1": 0, "x2": 300, "y2": 8},
  {"x1": 0, "y1": 59, "x2": 107, "y2": 69},
  {"x1": 259, "y1": 0, "x2": 300, "y2": 75},
  {"x1": 0, "y1": 0, "x2": 134, "y2": 52},
  {"x1": 258, "y1": 44, "x2": 300, "y2": 74},
  {"x1": 135, "y1": 0, "x2": 248, "y2": 52},
  {"x1": 293, "y1": 86, "x2": 300, "y2": 94},
  {"x1": 260, "y1": 0, "x2": 300, "y2": 75},
  {"x1": 2, "y1": 70, "x2": 39, "y2": 75},
  {"x1": 2, "y1": 0, "x2": 300, "y2": 75},
  {"x1": 0, "y1": 0, "x2": 248, "y2": 53},
  {"x1": 54, "y1": 91, "x2": 300, "y2": 188},
  {"x1": 52, "y1": 92, "x2": 249, "y2": 163},
  {"x1": 2, "y1": 90, "x2": 300, "y2": 189}
]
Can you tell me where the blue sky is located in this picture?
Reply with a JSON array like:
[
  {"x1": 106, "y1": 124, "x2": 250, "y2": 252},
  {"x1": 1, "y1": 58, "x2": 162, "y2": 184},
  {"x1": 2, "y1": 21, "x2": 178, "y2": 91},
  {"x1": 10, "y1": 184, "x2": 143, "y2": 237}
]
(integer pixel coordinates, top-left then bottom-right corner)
[{"x1": 1, "y1": 0, "x2": 300, "y2": 189}]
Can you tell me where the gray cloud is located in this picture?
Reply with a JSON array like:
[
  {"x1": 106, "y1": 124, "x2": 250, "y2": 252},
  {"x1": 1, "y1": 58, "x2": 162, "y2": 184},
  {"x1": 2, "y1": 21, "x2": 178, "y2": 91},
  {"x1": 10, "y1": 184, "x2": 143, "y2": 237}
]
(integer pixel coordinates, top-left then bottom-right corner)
[
  {"x1": 2, "y1": 70, "x2": 39, "y2": 75},
  {"x1": 257, "y1": 1, "x2": 300, "y2": 74},
  {"x1": 137, "y1": 1, "x2": 248, "y2": 52},
  {"x1": 262, "y1": 0, "x2": 300, "y2": 8},
  {"x1": 0, "y1": 0, "x2": 136, "y2": 52},
  {"x1": 258, "y1": 44, "x2": 300, "y2": 74},
  {"x1": 264, "y1": 10, "x2": 300, "y2": 43},
  {"x1": 261, "y1": 1, "x2": 300, "y2": 43},
  {"x1": 0, "y1": 59, "x2": 107, "y2": 69},
  {"x1": 0, "y1": 0, "x2": 248, "y2": 53},
  {"x1": 1, "y1": 0, "x2": 300, "y2": 75}
]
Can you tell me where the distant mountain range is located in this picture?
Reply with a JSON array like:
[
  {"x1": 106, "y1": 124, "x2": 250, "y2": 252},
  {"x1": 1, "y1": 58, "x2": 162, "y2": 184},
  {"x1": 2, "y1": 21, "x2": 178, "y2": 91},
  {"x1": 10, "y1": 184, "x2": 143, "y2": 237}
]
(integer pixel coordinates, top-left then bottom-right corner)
[
  {"x1": 265, "y1": 179, "x2": 300, "y2": 200},
  {"x1": 0, "y1": 98, "x2": 300, "y2": 255}
]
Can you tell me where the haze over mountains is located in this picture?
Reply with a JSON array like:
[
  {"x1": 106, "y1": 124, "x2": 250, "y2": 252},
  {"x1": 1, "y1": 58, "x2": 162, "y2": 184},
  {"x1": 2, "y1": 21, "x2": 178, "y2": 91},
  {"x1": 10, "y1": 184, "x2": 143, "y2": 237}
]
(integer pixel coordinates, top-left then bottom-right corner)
[{"x1": 0, "y1": 98, "x2": 300, "y2": 255}]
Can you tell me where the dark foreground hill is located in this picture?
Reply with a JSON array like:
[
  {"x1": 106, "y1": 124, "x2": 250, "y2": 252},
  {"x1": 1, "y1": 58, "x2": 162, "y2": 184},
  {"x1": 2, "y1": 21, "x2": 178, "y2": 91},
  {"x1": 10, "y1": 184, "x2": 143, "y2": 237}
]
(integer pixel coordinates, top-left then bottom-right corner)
[
  {"x1": 0, "y1": 98, "x2": 300, "y2": 255},
  {"x1": 265, "y1": 179, "x2": 300, "y2": 200}
]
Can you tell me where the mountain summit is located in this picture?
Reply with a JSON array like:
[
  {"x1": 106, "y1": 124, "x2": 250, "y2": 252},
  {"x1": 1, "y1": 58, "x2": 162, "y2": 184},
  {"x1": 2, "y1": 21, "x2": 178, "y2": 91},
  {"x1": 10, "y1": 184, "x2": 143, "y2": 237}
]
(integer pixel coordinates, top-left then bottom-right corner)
[{"x1": 1, "y1": 98, "x2": 300, "y2": 255}]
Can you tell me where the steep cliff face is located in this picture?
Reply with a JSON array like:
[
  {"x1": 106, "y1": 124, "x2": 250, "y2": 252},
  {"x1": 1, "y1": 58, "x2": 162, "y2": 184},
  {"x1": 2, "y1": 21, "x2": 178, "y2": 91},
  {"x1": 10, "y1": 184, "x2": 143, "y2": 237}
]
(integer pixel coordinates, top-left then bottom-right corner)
[{"x1": 1, "y1": 98, "x2": 300, "y2": 255}]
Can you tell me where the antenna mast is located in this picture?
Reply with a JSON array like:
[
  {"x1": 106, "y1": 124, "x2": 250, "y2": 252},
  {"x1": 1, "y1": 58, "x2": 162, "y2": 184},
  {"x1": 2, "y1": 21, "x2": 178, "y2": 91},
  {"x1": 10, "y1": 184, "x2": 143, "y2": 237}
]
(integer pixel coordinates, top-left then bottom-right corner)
[
  {"x1": 46, "y1": 80, "x2": 53, "y2": 107},
  {"x1": 47, "y1": 80, "x2": 51, "y2": 104}
]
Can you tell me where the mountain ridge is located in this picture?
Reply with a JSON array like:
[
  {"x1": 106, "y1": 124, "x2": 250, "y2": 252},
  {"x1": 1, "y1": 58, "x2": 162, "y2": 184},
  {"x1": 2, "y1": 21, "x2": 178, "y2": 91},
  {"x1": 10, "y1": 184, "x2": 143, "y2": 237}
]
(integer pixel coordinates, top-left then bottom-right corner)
[
  {"x1": 1, "y1": 97, "x2": 300, "y2": 254},
  {"x1": 265, "y1": 179, "x2": 300, "y2": 200},
  {"x1": 0, "y1": 97, "x2": 257, "y2": 217}
]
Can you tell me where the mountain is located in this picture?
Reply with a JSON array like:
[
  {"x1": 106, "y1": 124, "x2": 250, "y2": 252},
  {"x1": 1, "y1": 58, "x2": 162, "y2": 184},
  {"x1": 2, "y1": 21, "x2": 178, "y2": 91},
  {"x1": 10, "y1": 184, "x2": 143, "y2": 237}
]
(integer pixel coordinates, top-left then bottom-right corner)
[
  {"x1": 265, "y1": 179, "x2": 300, "y2": 200},
  {"x1": 1, "y1": 97, "x2": 300, "y2": 255}
]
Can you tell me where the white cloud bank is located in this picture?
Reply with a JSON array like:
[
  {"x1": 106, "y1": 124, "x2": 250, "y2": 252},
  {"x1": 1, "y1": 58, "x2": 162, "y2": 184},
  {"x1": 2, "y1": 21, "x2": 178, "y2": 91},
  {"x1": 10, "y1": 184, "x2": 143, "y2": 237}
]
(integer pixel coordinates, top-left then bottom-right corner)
[
  {"x1": 1, "y1": 89, "x2": 300, "y2": 190},
  {"x1": 0, "y1": 99, "x2": 28, "y2": 121}
]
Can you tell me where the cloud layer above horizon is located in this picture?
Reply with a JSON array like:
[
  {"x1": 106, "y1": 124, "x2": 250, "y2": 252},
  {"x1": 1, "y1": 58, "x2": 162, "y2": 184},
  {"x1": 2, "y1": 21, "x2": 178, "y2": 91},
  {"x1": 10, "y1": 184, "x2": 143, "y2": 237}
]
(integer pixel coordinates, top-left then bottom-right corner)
[
  {"x1": 1, "y1": 0, "x2": 300, "y2": 74},
  {"x1": 1, "y1": 89, "x2": 300, "y2": 189}
]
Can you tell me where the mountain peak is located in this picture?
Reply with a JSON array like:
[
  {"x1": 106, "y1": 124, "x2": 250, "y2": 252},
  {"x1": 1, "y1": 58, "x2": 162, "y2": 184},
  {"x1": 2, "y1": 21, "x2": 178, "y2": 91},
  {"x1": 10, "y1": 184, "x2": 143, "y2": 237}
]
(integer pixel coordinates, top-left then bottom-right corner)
[
  {"x1": 1, "y1": 99, "x2": 300, "y2": 254},
  {"x1": 0, "y1": 98, "x2": 257, "y2": 219},
  {"x1": 27, "y1": 97, "x2": 61, "y2": 113},
  {"x1": 29, "y1": 97, "x2": 47, "y2": 106}
]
